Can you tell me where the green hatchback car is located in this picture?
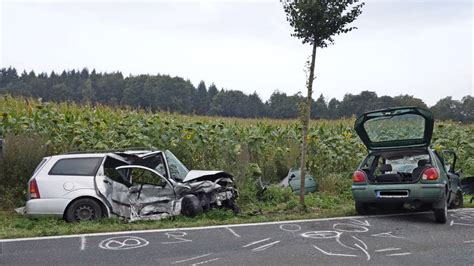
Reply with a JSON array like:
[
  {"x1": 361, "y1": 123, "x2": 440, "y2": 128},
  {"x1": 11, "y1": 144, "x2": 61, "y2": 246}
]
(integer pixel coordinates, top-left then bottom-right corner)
[{"x1": 351, "y1": 107, "x2": 463, "y2": 223}]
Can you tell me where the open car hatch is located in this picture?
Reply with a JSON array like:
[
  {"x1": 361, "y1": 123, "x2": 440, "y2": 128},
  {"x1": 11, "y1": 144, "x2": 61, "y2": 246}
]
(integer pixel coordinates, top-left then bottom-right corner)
[{"x1": 354, "y1": 107, "x2": 434, "y2": 150}]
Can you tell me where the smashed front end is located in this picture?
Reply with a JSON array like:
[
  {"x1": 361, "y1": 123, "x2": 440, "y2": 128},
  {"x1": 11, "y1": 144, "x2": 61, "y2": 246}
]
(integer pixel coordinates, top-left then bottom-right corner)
[{"x1": 95, "y1": 151, "x2": 239, "y2": 222}]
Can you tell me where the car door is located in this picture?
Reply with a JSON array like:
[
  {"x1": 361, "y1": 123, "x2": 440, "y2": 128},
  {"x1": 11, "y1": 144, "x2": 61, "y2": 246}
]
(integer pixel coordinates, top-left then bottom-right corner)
[
  {"x1": 95, "y1": 154, "x2": 133, "y2": 218},
  {"x1": 115, "y1": 165, "x2": 178, "y2": 220},
  {"x1": 440, "y1": 150, "x2": 461, "y2": 195}
]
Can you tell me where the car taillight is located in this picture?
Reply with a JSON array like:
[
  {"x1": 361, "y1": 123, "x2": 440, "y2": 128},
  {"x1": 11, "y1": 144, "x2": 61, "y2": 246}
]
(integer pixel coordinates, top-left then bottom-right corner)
[
  {"x1": 422, "y1": 168, "x2": 439, "y2": 181},
  {"x1": 29, "y1": 179, "x2": 40, "y2": 199},
  {"x1": 352, "y1": 170, "x2": 366, "y2": 183}
]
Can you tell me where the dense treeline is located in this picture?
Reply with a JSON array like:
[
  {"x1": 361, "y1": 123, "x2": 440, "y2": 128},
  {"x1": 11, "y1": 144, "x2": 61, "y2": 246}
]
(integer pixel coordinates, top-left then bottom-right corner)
[{"x1": 0, "y1": 67, "x2": 472, "y2": 122}]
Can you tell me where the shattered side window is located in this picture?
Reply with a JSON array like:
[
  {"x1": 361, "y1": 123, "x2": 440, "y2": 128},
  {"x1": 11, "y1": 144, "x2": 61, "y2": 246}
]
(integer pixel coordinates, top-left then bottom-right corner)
[{"x1": 164, "y1": 150, "x2": 189, "y2": 181}]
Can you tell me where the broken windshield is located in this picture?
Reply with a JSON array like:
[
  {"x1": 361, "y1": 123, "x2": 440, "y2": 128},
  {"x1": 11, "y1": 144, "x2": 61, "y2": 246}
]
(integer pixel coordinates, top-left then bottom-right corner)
[{"x1": 164, "y1": 150, "x2": 189, "y2": 181}]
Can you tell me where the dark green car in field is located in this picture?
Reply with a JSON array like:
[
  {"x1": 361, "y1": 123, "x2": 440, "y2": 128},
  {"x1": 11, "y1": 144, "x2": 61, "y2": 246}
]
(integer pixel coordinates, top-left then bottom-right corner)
[{"x1": 352, "y1": 107, "x2": 463, "y2": 223}]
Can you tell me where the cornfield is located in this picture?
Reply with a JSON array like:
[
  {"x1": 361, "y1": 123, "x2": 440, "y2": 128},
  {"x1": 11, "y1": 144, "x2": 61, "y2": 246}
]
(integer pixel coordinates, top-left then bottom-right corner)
[{"x1": 0, "y1": 95, "x2": 473, "y2": 204}]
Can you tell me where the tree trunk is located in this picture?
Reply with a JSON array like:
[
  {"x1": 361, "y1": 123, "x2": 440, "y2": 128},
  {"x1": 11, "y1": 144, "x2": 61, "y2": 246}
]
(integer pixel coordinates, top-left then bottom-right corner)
[{"x1": 299, "y1": 43, "x2": 317, "y2": 205}]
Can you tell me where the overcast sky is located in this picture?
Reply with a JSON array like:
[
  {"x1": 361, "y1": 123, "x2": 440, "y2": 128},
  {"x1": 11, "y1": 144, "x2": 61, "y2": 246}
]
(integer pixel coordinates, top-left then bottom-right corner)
[{"x1": 1, "y1": 0, "x2": 472, "y2": 106}]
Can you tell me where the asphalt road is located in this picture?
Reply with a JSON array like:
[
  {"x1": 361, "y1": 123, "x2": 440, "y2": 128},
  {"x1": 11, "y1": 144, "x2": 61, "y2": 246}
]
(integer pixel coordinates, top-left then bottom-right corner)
[{"x1": 1, "y1": 208, "x2": 474, "y2": 265}]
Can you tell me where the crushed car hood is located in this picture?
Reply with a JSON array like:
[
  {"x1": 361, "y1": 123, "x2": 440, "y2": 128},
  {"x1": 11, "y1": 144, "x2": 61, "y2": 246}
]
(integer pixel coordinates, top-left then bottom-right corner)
[{"x1": 183, "y1": 170, "x2": 233, "y2": 182}]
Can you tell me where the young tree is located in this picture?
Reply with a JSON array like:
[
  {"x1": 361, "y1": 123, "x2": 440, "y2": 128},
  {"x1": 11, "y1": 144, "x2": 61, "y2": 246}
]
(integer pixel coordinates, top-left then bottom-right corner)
[{"x1": 282, "y1": 0, "x2": 364, "y2": 204}]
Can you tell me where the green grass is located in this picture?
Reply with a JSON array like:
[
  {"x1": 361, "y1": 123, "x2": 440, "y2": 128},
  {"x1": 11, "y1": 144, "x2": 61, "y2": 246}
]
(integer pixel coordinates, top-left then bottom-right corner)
[
  {"x1": 0, "y1": 198, "x2": 355, "y2": 239},
  {"x1": 2, "y1": 193, "x2": 471, "y2": 239}
]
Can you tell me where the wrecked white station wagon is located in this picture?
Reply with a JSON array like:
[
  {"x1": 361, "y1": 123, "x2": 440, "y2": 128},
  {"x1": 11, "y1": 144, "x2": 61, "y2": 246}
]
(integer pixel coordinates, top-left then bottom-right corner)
[{"x1": 19, "y1": 150, "x2": 239, "y2": 222}]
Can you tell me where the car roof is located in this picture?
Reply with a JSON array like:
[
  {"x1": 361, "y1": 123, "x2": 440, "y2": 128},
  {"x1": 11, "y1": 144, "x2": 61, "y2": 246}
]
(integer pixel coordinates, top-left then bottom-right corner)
[{"x1": 49, "y1": 150, "x2": 159, "y2": 159}]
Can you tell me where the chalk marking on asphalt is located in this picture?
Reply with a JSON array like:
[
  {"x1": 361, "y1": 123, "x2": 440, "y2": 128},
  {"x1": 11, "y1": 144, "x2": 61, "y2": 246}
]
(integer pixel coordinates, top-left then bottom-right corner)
[
  {"x1": 337, "y1": 237, "x2": 357, "y2": 250},
  {"x1": 161, "y1": 232, "x2": 192, "y2": 244},
  {"x1": 191, "y1": 257, "x2": 220, "y2": 265},
  {"x1": 225, "y1": 227, "x2": 240, "y2": 238},
  {"x1": 450, "y1": 221, "x2": 474, "y2": 227},
  {"x1": 279, "y1": 224, "x2": 301, "y2": 233},
  {"x1": 3, "y1": 208, "x2": 473, "y2": 243},
  {"x1": 352, "y1": 236, "x2": 367, "y2": 251},
  {"x1": 333, "y1": 223, "x2": 369, "y2": 233},
  {"x1": 99, "y1": 236, "x2": 149, "y2": 250},
  {"x1": 312, "y1": 245, "x2": 358, "y2": 257},
  {"x1": 354, "y1": 243, "x2": 371, "y2": 261},
  {"x1": 243, "y1": 238, "x2": 271, "y2": 248},
  {"x1": 80, "y1": 236, "x2": 86, "y2": 251},
  {"x1": 252, "y1": 241, "x2": 280, "y2": 252},
  {"x1": 386, "y1": 252, "x2": 411, "y2": 256},
  {"x1": 349, "y1": 219, "x2": 370, "y2": 227},
  {"x1": 464, "y1": 240, "x2": 474, "y2": 243},
  {"x1": 375, "y1": 248, "x2": 401, "y2": 252},
  {"x1": 171, "y1": 253, "x2": 212, "y2": 264},
  {"x1": 371, "y1": 232, "x2": 404, "y2": 239}
]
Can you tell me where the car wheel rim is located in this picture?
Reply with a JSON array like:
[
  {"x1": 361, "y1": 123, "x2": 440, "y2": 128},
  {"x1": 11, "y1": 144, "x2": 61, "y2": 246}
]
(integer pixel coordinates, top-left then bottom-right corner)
[{"x1": 75, "y1": 205, "x2": 94, "y2": 221}]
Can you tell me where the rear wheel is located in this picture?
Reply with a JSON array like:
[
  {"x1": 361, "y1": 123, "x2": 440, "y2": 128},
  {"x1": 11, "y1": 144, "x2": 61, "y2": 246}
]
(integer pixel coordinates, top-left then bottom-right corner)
[
  {"x1": 355, "y1": 202, "x2": 368, "y2": 215},
  {"x1": 433, "y1": 199, "x2": 448, "y2": 224},
  {"x1": 65, "y1": 198, "x2": 103, "y2": 222}
]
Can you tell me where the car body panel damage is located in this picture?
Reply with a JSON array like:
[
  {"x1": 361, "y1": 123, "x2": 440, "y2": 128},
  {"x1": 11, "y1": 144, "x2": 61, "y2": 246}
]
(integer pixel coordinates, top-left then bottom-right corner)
[{"x1": 95, "y1": 151, "x2": 238, "y2": 221}]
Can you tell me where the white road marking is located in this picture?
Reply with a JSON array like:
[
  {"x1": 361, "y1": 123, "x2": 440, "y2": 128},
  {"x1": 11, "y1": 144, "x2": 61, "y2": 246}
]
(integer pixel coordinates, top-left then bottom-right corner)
[
  {"x1": 225, "y1": 227, "x2": 240, "y2": 238},
  {"x1": 191, "y1": 257, "x2": 220, "y2": 265},
  {"x1": 243, "y1": 238, "x2": 271, "y2": 248},
  {"x1": 450, "y1": 221, "x2": 474, "y2": 227},
  {"x1": 3, "y1": 208, "x2": 472, "y2": 243},
  {"x1": 352, "y1": 236, "x2": 367, "y2": 251},
  {"x1": 354, "y1": 243, "x2": 371, "y2": 261},
  {"x1": 80, "y1": 236, "x2": 86, "y2": 251},
  {"x1": 98, "y1": 236, "x2": 149, "y2": 250},
  {"x1": 337, "y1": 237, "x2": 357, "y2": 250},
  {"x1": 386, "y1": 252, "x2": 411, "y2": 256},
  {"x1": 464, "y1": 240, "x2": 474, "y2": 243},
  {"x1": 279, "y1": 224, "x2": 302, "y2": 232},
  {"x1": 371, "y1": 232, "x2": 404, "y2": 239},
  {"x1": 333, "y1": 223, "x2": 369, "y2": 233},
  {"x1": 312, "y1": 245, "x2": 358, "y2": 257},
  {"x1": 349, "y1": 219, "x2": 370, "y2": 227},
  {"x1": 252, "y1": 241, "x2": 280, "y2": 252},
  {"x1": 171, "y1": 253, "x2": 212, "y2": 264},
  {"x1": 375, "y1": 248, "x2": 401, "y2": 252},
  {"x1": 161, "y1": 232, "x2": 192, "y2": 244}
]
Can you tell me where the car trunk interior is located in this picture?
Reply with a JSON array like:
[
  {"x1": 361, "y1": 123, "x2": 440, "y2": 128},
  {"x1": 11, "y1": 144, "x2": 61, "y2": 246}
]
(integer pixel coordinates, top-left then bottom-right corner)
[{"x1": 361, "y1": 149, "x2": 431, "y2": 184}]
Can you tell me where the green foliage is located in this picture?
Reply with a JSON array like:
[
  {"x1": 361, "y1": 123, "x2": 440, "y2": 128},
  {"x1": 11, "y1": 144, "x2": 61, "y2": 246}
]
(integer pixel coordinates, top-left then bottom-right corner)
[
  {"x1": 262, "y1": 185, "x2": 294, "y2": 204},
  {"x1": 0, "y1": 67, "x2": 472, "y2": 122},
  {"x1": 0, "y1": 96, "x2": 473, "y2": 208},
  {"x1": 0, "y1": 133, "x2": 52, "y2": 208},
  {"x1": 282, "y1": 0, "x2": 365, "y2": 47}
]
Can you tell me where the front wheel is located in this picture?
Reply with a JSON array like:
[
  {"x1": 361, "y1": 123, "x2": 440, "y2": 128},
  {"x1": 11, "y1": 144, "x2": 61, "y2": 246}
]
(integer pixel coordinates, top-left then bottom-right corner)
[
  {"x1": 181, "y1": 195, "x2": 203, "y2": 217},
  {"x1": 65, "y1": 198, "x2": 103, "y2": 222},
  {"x1": 449, "y1": 191, "x2": 464, "y2": 209}
]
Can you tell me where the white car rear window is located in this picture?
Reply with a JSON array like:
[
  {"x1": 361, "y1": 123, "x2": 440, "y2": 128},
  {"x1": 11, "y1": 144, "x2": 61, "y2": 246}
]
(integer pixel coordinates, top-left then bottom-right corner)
[{"x1": 49, "y1": 157, "x2": 102, "y2": 176}]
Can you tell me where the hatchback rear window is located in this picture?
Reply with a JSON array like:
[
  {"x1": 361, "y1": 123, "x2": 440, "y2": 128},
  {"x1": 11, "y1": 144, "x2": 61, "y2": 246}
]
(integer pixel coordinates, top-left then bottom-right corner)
[{"x1": 49, "y1": 157, "x2": 102, "y2": 176}]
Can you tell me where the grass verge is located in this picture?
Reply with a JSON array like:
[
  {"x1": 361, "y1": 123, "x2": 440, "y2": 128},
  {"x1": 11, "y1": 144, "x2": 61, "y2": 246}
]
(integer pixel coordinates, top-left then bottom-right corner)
[
  {"x1": 0, "y1": 189, "x2": 356, "y2": 239},
  {"x1": 2, "y1": 194, "x2": 472, "y2": 239}
]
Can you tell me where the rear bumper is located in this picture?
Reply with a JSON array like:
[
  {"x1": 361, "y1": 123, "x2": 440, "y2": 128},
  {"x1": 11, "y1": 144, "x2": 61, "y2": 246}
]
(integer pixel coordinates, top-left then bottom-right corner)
[
  {"x1": 24, "y1": 198, "x2": 69, "y2": 217},
  {"x1": 352, "y1": 183, "x2": 445, "y2": 203}
]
